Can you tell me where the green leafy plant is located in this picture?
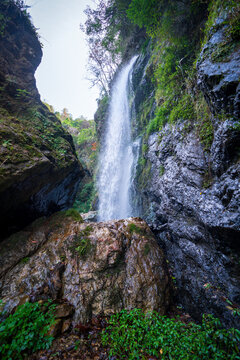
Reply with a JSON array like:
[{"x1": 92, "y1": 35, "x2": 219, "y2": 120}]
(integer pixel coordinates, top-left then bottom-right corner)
[
  {"x1": 0, "y1": 300, "x2": 56, "y2": 360},
  {"x1": 69, "y1": 225, "x2": 93, "y2": 259},
  {"x1": 102, "y1": 309, "x2": 240, "y2": 359}
]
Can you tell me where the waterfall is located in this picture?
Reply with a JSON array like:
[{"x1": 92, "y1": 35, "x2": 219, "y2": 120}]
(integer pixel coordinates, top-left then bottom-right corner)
[{"x1": 98, "y1": 56, "x2": 138, "y2": 221}]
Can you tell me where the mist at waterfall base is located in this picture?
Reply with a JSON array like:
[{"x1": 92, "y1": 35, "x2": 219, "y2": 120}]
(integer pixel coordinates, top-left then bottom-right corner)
[{"x1": 98, "y1": 56, "x2": 139, "y2": 221}]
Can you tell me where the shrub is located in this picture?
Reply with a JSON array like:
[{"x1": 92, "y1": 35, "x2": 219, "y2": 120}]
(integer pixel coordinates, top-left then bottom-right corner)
[
  {"x1": 0, "y1": 301, "x2": 56, "y2": 360},
  {"x1": 101, "y1": 309, "x2": 240, "y2": 359}
]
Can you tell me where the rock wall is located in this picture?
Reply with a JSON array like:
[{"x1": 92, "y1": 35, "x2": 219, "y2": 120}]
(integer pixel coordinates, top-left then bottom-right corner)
[
  {"x1": 130, "y1": 12, "x2": 240, "y2": 327},
  {"x1": 0, "y1": 2, "x2": 84, "y2": 240}
]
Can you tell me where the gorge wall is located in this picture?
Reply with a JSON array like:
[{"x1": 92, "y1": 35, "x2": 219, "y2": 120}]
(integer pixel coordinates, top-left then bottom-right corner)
[
  {"x1": 130, "y1": 7, "x2": 240, "y2": 327},
  {"x1": 95, "y1": 1, "x2": 240, "y2": 327},
  {"x1": 0, "y1": 1, "x2": 84, "y2": 240}
]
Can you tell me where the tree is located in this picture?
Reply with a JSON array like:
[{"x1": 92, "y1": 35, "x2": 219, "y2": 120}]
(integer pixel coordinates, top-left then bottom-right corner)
[{"x1": 80, "y1": 0, "x2": 134, "y2": 94}]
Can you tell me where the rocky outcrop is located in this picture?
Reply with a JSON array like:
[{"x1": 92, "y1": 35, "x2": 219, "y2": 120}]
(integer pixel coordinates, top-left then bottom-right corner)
[
  {"x1": 197, "y1": 13, "x2": 240, "y2": 118},
  {"x1": 0, "y1": 2, "x2": 84, "y2": 239},
  {"x1": 0, "y1": 212, "x2": 171, "y2": 325},
  {"x1": 130, "y1": 14, "x2": 240, "y2": 328}
]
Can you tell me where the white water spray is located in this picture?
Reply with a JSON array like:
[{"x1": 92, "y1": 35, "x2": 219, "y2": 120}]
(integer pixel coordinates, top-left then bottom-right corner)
[{"x1": 98, "y1": 56, "x2": 138, "y2": 221}]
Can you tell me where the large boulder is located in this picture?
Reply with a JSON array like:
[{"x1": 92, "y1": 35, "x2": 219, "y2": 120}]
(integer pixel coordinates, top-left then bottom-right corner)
[
  {"x1": 0, "y1": 2, "x2": 84, "y2": 239},
  {"x1": 0, "y1": 212, "x2": 171, "y2": 324}
]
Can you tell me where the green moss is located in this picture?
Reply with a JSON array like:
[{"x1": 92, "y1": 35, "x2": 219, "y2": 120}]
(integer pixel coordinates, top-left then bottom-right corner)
[
  {"x1": 211, "y1": 41, "x2": 238, "y2": 63},
  {"x1": 169, "y1": 93, "x2": 195, "y2": 124},
  {"x1": 143, "y1": 243, "x2": 150, "y2": 256},
  {"x1": 147, "y1": 103, "x2": 169, "y2": 135},
  {"x1": 20, "y1": 257, "x2": 30, "y2": 265},
  {"x1": 128, "y1": 223, "x2": 145, "y2": 235},
  {"x1": 136, "y1": 160, "x2": 151, "y2": 190},
  {"x1": 203, "y1": 0, "x2": 240, "y2": 45},
  {"x1": 198, "y1": 117, "x2": 214, "y2": 151},
  {"x1": 64, "y1": 208, "x2": 84, "y2": 222},
  {"x1": 138, "y1": 98, "x2": 155, "y2": 133},
  {"x1": 159, "y1": 165, "x2": 165, "y2": 176}
]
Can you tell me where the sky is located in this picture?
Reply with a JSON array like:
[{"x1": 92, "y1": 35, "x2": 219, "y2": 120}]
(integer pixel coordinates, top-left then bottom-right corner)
[{"x1": 25, "y1": 0, "x2": 99, "y2": 119}]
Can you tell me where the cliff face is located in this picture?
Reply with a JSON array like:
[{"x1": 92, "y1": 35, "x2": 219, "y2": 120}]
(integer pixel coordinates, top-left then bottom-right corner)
[
  {"x1": 130, "y1": 9, "x2": 240, "y2": 327},
  {"x1": 0, "y1": 2, "x2": 84, "y2": 240}
]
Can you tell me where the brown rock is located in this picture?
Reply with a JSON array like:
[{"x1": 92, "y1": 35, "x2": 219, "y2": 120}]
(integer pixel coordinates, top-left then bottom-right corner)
[
  {"x1": 0, "y1": 215, "x2": 171, "y2": 324},
  {"x1": 48, "y1": 319, "x2": 62, "y2": 337},
  {"x1": 55, "y1": 303, "x2": 74, "y2": 319},
  {"x1": 61, "y1": 319, "x2": 72, "y2": 333}
]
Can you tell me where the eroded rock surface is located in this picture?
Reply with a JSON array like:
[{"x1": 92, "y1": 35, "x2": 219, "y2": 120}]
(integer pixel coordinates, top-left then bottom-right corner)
[
  {"x1": 197, "y1": 14, "x2": 240, "y2": 117},
  {"x1": 0, "y1": 212, "x2": 170, "y2": 324}
]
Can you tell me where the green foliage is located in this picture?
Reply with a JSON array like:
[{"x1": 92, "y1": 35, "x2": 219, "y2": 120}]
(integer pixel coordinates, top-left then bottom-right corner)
[
  {"x1": 20, "y1": 256, "x2": 30, "y2": 264},
  {"x1": 128, "y1": 223, "x2": 144, "y2": 235},
  {"x1": 143, "y1": 243, "x2": 150, "y2": 256},
  {"x1": 64, "y1": 208, "x2": 83, "y2": 222},
  {"x1": 77, "y1": 126, "x2": 96, "y2": 146},
  {"x1": 69, "y1": 226, "x2": 93, "y2": 259},
  {"x1": 199, "y1": 118, "x2": 214, "y2": 151},
  {"x1": 75, "y1": 237, "x2": 92, "y2": 257},
  {"x1": 169, "y1": 93, "x2": 195, "y2": 124},
  {"x1": 204, "y1": 0, "x2": 240, "y2": 43},
  {"x1": 147, "y1": 103, "x2": 169, "y2": 135},
  {"x1": 73, "y1": 181, "x2": 95, "y2": 214},
  {"x1": 0, "y1": 301, "x2": 56, "y2": 360},
  {"x1": 102, "y1": 309, "x2": 240, "y2": 359},
  {"x1": 159, "y1": 165, "x2": 165, "y2": 176},
  {"x1": 81, "y1": 0, "x2": 135, "y2": 93},
  {"x1": 127, "y1": 0, "x2": 164, "y2": 37},
  {"x1": 0, "y1": 13, "x2": 7, "y2": 37},
  {"x1": 15, "y1": 88, "x2": 31, "y2": 98}
]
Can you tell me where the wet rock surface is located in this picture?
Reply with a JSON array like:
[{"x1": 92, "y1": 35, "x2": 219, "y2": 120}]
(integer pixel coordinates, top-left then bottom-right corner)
[
  {"x1": 0, "y1": 212, "x2": 171, "y2": 324},
  {"x1": 130, "y1": 17, "x2": 240, "y2": 328},
  {"x1": 197, "y1": 14, "x2": 240, "y2": 117},
  {"x1": 0, "y1": 2, "x2": 84, "y2": 240},
  {"x1": 141, "y1": 126, "x2": 240, "y2": 328}
]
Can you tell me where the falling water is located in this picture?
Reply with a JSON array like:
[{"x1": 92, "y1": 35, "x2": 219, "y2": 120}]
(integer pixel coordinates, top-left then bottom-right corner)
[{"x1": 98, "y1": 56, "x2": 138, "y2": 221}]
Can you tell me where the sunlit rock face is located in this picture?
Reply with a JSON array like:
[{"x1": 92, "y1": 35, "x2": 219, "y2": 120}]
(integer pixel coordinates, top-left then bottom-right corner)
[
  {"x1": 0, "y1": 212, "x2": 171, "y2": 324},
  {"x1": 0, "y1": 2, "x2": 84, "y2": 240}
]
